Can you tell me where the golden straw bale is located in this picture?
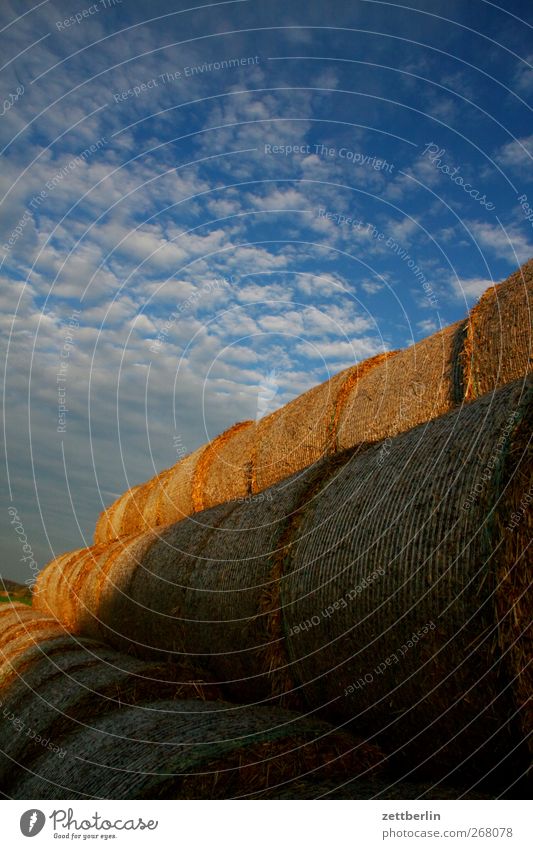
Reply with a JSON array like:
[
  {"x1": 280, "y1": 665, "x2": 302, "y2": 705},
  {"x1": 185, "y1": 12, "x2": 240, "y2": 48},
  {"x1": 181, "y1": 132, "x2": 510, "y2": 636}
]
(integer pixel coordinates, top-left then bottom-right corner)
[
  {"x1": 1, "y1": 604, "x2": 382, "y2": 800},
  {"x1": 192, "y1": 421, "x2": 255, "y2": 511},
  {"x1": 254, "y1": 352, "x2": 396, "y2": 491},
  {"x1": 336, "y1": 321, "x2": 465, "y2": 450},
  {"x1": 35, "y1": 380, "x2": 531, "y2": 785},
  {"x1": 94, "y1": 484, "x2": 142, "y2": 545},
  {"x1": 462, "y1": 258, "x2": 533, "y2": 400}
]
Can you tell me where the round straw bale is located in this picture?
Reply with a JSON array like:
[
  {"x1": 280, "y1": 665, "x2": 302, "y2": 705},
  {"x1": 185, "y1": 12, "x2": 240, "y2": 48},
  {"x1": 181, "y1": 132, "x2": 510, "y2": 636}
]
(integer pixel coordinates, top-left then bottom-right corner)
[
  {"x1": 35, "y1": 531, "x2": 160, "y2": 647},
  {"x1": 37, "y1": 380, "x2": 531, "y2": 781},
  {"x1": 142, "y1": 466, "x2": 175, "y2": 528},
  {"x1": 156, "y1": 445, "x2": 205, "y2": 526},
  {"x1": 86, "y1": 484, "x2": 311, "y2": 704},
  {"x1": 336, "y1": 321, "x2": 466, "y2": 450},
  {"x1": 8, "y1": 697, "x2": 382, "y2": 799},
  {"x1": 491, "y1": 383, "x2": 533, "y2": 754},
  {"x1": 0, "y1": 603, "x2": 68, "y2": 670},
  {"x1": 254, "y1": 352, "x2": 396, "y2": 491},
  {"x1": 36, "y1": 463, "x2": 355, "y2": 706},
  {"x1": 93, "y1": 484, "x2": 142, "y2": 545},
  {"x1": 93, "y1": 511, "x2": 230, "y2": 658},
  {"x1": 0, "y1": 604, "x2": 223, "y2": 784},
  {"x1": 199, "y1": 421, "x2": 257, "y2": 510},
  {"x1": 462, "y1": 258, "x2": 533, "y2": 400},
  {"x1": 282, "y1": 376, "x2": 531, "y2": 777}
]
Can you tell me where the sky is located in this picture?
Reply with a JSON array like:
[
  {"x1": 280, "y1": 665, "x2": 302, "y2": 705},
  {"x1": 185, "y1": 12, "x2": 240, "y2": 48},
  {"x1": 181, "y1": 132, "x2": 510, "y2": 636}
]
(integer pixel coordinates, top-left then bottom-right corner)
[{"x1": 1, "y1": 0, "x2": 532, "y2": 583}]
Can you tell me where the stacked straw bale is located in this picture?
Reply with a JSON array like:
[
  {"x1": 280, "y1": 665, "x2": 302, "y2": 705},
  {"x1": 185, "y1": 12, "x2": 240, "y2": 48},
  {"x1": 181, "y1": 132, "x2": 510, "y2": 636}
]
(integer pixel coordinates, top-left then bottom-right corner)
[
  {"x1": 462, "y1": 258, "x2": 532, "y2": 400},
  {"x1": 94, "y1": 260, "x2": 532, "y2": 545},
  {"x1": 253, "y1": 351, "x2": 395, "y2": 491},
  {"x1": 194, "y1": 421, "x2": 256, "y2": 511},
  {"x1": 0, "y1": 602, "x2": 220, "y2": 787},
  {"x1": 36, "y1": 377, "x2": 532, "y2": 778},
  {"x1": 335, "y1": 321, "x2": 464, "y2": 449},
  {"x1": 282, "y1": 376, "x2": 532, "y2": 774},
  {"x1": 0, "y1": 603, "x2": 382, "y2": 799}
]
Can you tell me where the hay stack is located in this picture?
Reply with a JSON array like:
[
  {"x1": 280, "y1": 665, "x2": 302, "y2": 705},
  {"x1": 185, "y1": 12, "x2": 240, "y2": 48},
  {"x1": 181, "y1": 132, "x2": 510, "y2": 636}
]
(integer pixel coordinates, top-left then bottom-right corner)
[
  {"x1": 0, "y1": 603, "x2": 382, "y2": 799},
  {"x1": 8, "y1": 699, "x2": 381, "y2": 800},
  {"x1": 36, "y1": 378, "x2": 532, "y2": 778},
  {"x1": 335, "y1": 320, "x2": 465, "y2": 449},
  {"x1": 93, "y1": 261, "x2": 533, "y2": 544},
  {"x1": 254, "y1": 352, "x2": 395, "y2": 491},
  {"x1": 463, "y1": 258, "x2": 532, "y2": 399},
  {"x1": 0, "y1": 603, "x2": 221, "y2": 782},
  {"x1": 194, "y1": 420, "x2": 256, "y2": 510},
  {"x1": 282, "y1": 376, "x2": 532, "y2": 776}
]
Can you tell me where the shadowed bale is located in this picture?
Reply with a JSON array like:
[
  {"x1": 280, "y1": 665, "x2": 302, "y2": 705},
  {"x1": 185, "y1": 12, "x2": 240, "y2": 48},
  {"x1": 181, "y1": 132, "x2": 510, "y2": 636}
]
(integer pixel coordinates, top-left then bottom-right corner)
[
  {"x1": 8, "y1": 699, "x2": 382, "y2": 800},
  {"x1": 94, "y1": 261, "x2": 532, "y2": 545},
  {"x1": 0, "y1": 605, "x2": 382, "y2": 800},
  {"x1": 0, "y1": 603, "x2": 222, "y2": 787},
  {"x1": 282, "y1": 377, "x2": 532, "y2": 781},
  {"x1": 37, "y1": 378, "x2": 532, "y2": 781},
  {"x1": 255, "y1": 778, "x2": 492, "y2": 799}
]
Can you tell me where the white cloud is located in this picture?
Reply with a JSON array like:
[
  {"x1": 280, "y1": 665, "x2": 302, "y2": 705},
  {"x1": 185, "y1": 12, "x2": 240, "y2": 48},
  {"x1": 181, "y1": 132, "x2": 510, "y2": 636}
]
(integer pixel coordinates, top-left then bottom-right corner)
[
  {"x1": 450, "y1": 276, "x2": 492, "y2": 301},
  {"x1": 467, "y1": 220, "x2": 532, "y2": 264},
  {"x1": 494, "y1": 134, "x2": 533, "y2": 174},
  {"x1": 513, "y1": 55, "x2": 533, "y2": 95}
]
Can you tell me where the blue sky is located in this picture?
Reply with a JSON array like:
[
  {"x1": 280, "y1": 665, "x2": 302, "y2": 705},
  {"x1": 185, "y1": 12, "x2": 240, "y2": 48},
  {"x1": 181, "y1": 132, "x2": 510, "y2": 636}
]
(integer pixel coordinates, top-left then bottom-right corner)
[{"x1": 1, "y1": 0, "x2": 532, "y2": 582}]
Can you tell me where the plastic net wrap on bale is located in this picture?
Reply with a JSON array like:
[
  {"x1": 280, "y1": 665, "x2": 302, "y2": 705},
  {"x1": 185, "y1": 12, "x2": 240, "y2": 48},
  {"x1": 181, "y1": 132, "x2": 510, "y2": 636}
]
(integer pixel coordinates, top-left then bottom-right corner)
[
  {"x1": 194, "y1": 420, "x2": 256, "y2": 511},
  {"x1": 0, "y1": 606, "x2": 382, "y2": 800},
  {"x1": 92, "y1": 260, "x2": 533, "y2": 546},
  {"x1": 463, "y1": 258, "x2": 532, "y2": 400},
  {"x1": 335, "y1": 321, "x2": 465, "y2": 450},
  {"x1": 254, "y1": 352, "x2": 395, "y2": 491},
  {"x1": 36, "y1": 378, "x2": 532, "y2": 782},
  {"x1": 0, "y1": 603, "x2": 222, "y2": 788},
  {"x1": 283, "y1": 376, "x2": 532, "y2": 779}
]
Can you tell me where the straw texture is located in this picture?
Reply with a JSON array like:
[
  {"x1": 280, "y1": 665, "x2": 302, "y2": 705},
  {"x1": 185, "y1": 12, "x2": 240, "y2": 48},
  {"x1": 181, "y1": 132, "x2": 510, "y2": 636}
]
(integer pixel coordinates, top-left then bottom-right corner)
[
  {"x1": 8, "y1": 697, "x2": 381, "y2": 799},
  {"x1": 0, "y1": 606, "x2": 382, "y2": 800},
  {"x1": 283, "y1": 377, "x2": 531, "y2": 776},
  {"x1": 92, "y1": 261, "x2": 533, "y2": 544},
  {"x1": 36, "y1": 378, "x2": 531, "y2": 780},
  {"x1": 0, "y1": 603, "x2": 222, "y2": 787},
  {"x1": 196, "y1": 421, "x2": 256, "y2": 510},
  {"x1": 463, "y1": 258, "x2": 532, "y2": 400},
  {"x1": 255, "y1": 352, "x2": 397, "y2": 491},
  {"x1": 336, "y1": 321, "x2": 465, "y2": 450}
]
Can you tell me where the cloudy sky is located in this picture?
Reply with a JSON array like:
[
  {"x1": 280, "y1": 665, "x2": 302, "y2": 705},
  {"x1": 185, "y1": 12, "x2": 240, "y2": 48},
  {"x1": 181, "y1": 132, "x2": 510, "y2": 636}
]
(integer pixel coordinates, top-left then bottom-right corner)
[{"x1": 1, "y1": 0, "x2": 532, "y2": 582}]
